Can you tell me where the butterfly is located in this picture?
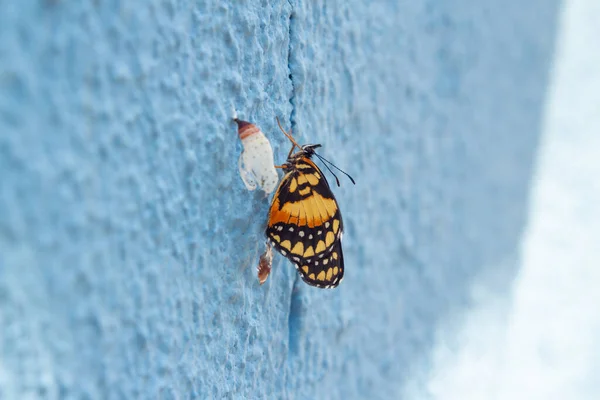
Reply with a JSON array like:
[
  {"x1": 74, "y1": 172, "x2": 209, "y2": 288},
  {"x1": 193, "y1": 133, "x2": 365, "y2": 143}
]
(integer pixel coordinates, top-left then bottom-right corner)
[{"x1": 266, "y1": 118, "x2": 354, "y2": 288}]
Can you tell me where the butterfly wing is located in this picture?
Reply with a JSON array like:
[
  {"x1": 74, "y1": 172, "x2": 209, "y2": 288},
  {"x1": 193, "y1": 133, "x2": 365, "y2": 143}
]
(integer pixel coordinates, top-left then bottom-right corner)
[{"x1": 266, "y1": 158, "x2": 345, "y2": 288}]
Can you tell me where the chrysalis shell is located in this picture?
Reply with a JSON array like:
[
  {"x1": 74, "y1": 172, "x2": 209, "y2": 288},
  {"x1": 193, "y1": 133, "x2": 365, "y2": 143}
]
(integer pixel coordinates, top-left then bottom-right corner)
[
  {"x1": 235, "y1": 118, "x2": 279, "y2": 194},
  {"x1": 257, "y1": 241, "x2": 273, "y2": 285}
]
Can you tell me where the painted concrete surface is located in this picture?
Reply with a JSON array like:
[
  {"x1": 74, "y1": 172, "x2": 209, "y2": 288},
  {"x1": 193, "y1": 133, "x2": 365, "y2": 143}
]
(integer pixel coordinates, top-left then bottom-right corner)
[
  {"x1": 1, "y1": 1, "x2": 561, "y2": 398},
  {"x1": 407, "y1": 1, "x2": 600, "y2": 398}
]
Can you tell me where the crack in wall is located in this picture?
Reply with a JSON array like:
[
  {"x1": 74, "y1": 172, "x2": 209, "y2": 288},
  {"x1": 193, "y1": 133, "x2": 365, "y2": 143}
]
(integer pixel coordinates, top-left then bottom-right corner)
[
  {"x1": 287, "y1": 277, "x2": 303, "y2": 362},
  {"x1": 286, "y1": 0, "x2": 297, "y2": 132},
  {"x1": 285, "y1": 2, "x2": 302, "y2": 364}
]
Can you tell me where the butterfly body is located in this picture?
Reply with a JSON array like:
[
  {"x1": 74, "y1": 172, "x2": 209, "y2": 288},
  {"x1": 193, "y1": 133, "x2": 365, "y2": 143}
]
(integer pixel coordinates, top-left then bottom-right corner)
[{"x1": 266, "y1": 144, "x2": 345, "y2": 288}]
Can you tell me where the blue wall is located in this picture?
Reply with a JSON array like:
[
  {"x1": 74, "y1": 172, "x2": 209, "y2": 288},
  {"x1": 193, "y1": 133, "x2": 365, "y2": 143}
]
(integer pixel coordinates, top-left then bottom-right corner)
[{"x1": 1, "y1": 1, "x2": 561, "y2": 398}]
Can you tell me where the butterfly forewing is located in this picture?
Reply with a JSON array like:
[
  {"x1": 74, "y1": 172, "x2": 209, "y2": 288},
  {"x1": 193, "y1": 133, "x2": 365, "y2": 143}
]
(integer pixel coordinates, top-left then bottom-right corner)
[{"x1": 266, "y1": 157, "x2": 345, "y2": 288}]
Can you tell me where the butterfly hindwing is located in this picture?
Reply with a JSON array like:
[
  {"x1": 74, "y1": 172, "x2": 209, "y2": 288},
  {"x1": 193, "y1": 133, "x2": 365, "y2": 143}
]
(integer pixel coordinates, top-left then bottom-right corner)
[{"x1": 266, "y1": 157, "x2": 345, "y2": 288}]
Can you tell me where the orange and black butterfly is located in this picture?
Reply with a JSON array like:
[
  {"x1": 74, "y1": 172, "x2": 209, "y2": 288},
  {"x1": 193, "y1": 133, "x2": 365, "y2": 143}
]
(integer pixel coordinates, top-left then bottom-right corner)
[{"x1": 266, "y1": 118, "x2": 354, "y2": 288}]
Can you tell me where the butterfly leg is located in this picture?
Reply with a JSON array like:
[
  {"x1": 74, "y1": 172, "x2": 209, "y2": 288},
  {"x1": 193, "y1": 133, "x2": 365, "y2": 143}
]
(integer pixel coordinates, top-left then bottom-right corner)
[{"x1": 276, "y1": 117, "x2": 302, "y2": 157}]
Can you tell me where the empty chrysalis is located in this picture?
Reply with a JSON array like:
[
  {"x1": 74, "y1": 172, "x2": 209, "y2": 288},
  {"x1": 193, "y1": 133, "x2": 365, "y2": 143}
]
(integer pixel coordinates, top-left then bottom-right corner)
[{"x1": 234, "y1": 118, "x2": 279, "y2": 194}]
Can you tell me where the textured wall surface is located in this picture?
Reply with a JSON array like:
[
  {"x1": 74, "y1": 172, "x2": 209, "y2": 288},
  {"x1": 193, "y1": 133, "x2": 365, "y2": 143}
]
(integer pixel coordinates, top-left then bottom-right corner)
[{"x1": 1, "y1": 1, "x2": 561, "y2": 399}]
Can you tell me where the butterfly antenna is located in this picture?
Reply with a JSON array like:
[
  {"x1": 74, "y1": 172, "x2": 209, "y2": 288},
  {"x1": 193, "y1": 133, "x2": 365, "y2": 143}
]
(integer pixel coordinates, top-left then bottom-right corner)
[
  {"x1": 315, "y1": 156, "x2": 341, "y2": 186},
  {"x1": 314, "y1": 153, "x2": 356, "y2": 185},
  {"x1": 276, "y1": 117, "x2": 302, "y2": 150}
]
